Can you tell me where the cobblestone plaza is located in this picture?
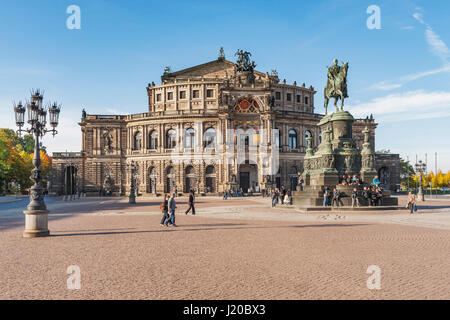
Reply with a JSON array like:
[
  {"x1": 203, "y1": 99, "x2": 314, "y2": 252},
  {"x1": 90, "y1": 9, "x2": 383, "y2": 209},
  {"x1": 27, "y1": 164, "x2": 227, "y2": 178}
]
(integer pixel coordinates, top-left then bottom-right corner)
[{"x1": 1, "y1": 195, "x2": 449, "y2": 299}]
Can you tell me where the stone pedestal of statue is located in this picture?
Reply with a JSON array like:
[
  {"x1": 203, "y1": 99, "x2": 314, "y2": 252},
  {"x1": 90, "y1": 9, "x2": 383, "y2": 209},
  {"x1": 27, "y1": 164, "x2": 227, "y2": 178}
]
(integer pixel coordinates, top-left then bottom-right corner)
[{"x1": 292, "y1": 110, "x2": 399, "y2": 209}]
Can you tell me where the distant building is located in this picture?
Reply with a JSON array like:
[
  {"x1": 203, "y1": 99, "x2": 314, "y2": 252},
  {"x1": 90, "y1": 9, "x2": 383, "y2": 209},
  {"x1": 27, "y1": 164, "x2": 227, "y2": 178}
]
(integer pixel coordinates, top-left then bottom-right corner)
[{"x1": 51, "y1": 50, "x2": 400, "y2": 196}]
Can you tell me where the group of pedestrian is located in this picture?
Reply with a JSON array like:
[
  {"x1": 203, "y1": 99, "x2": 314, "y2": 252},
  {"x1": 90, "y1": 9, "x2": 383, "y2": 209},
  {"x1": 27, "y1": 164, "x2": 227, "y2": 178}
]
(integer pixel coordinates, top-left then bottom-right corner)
[
  {"x1": 362, "y1": 186, "x2": 383, "y2": 206},
  {"x1": 160, "y1": 189, "x2": 196, "y2": 227},
  {"x1": 223, "y1": 188, "x2": 244, "y2": 199},
  {"x1": 270, "y1": 186, "x2": 292, "y2": 207},
  {"x1": 322, "y1": 183, "x2": 382, "y2": 208},
  {"x1": 322, "y1": 186, "x2": 344, "y2": 207},
  {"x1": 160, "y1": 193, "x2": 177, "y2": 227}
]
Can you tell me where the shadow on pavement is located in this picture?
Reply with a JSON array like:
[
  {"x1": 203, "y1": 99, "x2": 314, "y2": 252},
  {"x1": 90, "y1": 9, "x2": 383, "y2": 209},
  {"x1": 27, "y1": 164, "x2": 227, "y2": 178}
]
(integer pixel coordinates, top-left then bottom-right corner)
[{"x1": 50, "y1": 223, "x2": 370, "y2": 237}]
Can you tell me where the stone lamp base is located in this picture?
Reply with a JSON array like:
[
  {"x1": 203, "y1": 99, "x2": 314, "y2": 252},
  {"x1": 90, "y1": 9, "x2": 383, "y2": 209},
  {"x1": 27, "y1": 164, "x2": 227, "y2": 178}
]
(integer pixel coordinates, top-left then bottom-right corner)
[{"x1": 23, "y1": 210, "x2": 50, "y2": 238}]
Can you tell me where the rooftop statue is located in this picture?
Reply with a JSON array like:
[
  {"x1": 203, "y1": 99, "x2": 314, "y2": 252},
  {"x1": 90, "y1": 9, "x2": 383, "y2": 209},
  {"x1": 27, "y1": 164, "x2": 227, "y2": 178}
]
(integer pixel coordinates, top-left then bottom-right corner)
[
  {"x1": 218, "y1": 47, "x2": 225, "y2": 60},
  {"x1": 235, "y1": 49, "x2": 256, "y2": 72},
  {"x1": 324, "y1": 59, "x2": 349, "y2": 114}
]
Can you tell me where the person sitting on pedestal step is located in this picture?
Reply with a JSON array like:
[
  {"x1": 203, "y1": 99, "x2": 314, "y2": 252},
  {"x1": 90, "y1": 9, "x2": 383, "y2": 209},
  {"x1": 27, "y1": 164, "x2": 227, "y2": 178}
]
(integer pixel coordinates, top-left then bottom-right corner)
[
  {"x1": 376, "y1": 187, "x2": 383, "y2": 206},
  {"x1": 284, "y1": 193, "x2": 291, "y2": 205},
  {"x1": 370, "y1": 186, "x2": 378, "y2": 206},
  {"x1": 373, "y1": 176, "x2": 381, "y2": 188},
  {"x1": 363, "y1": 187, "x2": 371, "y2": 206}
]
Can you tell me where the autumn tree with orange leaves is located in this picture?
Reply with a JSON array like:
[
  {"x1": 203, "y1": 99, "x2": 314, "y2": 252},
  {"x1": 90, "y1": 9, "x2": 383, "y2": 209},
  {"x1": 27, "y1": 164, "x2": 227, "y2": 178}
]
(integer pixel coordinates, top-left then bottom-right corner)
[{"x1": 0, "y1": 128, "x2": 52, "y2": 194}]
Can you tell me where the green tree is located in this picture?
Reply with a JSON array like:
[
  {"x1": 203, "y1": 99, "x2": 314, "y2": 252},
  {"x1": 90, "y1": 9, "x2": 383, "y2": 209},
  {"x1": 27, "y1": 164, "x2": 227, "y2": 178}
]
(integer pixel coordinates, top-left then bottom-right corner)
[{"x1": 400, "y1": 158, "x2": 415, "y2": 191}]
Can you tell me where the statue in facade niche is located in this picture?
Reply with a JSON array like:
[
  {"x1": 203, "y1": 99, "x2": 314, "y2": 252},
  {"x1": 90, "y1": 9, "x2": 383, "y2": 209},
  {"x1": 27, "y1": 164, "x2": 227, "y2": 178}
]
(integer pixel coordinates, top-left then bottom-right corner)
[
  {"x1": 104, "y1": 132, "x2": 113, "y2": 153},
  {"x1": 324, "y1": 59, "x2": 349, "y2": 114}
]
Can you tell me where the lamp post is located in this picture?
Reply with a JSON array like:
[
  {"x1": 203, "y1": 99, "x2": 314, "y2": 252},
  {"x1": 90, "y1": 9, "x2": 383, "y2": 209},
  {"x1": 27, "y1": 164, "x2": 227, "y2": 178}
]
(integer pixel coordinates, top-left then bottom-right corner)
[
  {"x1": 13, "y1": 89, "x2": 61, "y2": 237},
  {"x1": 128, "y1": 161, "x2": 136, "y2": 204},
  {"x1": 414, "y1": 159, "x2": 426, "y2": 202}
]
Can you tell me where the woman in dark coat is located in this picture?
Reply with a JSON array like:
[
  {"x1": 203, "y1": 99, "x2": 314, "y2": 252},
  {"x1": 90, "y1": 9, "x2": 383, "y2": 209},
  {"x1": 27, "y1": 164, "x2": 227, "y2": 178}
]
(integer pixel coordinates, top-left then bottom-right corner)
[{"x1": 160, "y1": 194, "x2": 170, "y2": 226}]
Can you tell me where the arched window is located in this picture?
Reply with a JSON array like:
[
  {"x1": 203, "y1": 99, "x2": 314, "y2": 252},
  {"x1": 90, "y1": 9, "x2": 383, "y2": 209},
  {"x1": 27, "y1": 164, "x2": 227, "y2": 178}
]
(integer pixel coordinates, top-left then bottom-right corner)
[
  {"x1": 186, "y1": 166, "x2": 195, "y2": 175},
  {"x1": 319, "y1": 132, "x2": 322, "y2": 145},
  {"x1": 205, "y1": 165, "x2": 216, "y2": 193},
  {"x1": 166, "y1": 129, "x2": 176, "y2": 148},
  {"x1": 149, "y1": 130, "x2": 158, "y2": 149},
  {"x1": 133, "y1": 131, "x2": 142, "y2": 150},
  {"x1": 305, "y1": 130, "x2": 312, "y2": 148},
  {"x1": 289, "y1": 129, "x2": 297, "y2": 150},
  {"x1": 204, "y1": 127, "x2": 216, "y2": 148},
  {"x1": 206, "y1": 165, "x2": 215, "y2": 175},
  {"x1": 185, "y1": 128, "x2": 195, "y2": 148}
]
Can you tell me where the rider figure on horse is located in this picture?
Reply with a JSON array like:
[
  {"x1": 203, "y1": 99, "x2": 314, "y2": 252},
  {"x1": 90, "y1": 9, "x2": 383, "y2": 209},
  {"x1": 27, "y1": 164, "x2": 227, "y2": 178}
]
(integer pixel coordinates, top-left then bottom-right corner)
[
  {"x1": 324, "y1": 59, "x2": 349, "y2": 114},
  {"x1": 327, "y1": 59, "x2": 340, "y2": 92}
]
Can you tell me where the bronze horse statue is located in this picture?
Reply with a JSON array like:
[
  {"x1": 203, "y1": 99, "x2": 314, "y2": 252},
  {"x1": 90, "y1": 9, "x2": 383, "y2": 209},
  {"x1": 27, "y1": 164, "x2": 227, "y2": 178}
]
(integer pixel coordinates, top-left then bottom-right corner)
[{"x1": 324, "y1": 61, "x2": 349, "y2": 114}]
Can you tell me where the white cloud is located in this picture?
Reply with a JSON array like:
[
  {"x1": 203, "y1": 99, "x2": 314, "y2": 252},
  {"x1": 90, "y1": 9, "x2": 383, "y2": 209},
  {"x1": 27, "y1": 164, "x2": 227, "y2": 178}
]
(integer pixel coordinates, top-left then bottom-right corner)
[
  {"x1": 370, "y1": 81, "x2": 403, "y2": 90},
  {"x1": 370, "y1": 66, "x2": 450, "y2": 91},
  {"x1": 424, "y1": 28, "x2": 450, "y2": 64},
  {"x1": 347, "y1": 90, "x2": 450, "y2": 122},
  {"x1": 412, "y1": 12, "x2": 424, "y2": 24},
  {"x1": 369, "y1": 12, "x2": 450, "y2": 91}
]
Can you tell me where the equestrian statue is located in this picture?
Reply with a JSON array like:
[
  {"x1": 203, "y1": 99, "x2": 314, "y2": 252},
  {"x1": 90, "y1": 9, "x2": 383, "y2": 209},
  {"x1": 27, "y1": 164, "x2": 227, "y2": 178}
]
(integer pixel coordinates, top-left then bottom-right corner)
[{"x1": 324, "y1": 59, "x2": 349, "y2": 114}]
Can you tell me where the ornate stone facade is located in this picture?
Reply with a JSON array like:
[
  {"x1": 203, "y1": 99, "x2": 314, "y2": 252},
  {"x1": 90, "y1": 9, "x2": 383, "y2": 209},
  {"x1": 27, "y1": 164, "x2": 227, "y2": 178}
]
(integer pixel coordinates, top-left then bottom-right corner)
[{"x1": 51, "y1": 50, "x2": 400, "y2": 195}]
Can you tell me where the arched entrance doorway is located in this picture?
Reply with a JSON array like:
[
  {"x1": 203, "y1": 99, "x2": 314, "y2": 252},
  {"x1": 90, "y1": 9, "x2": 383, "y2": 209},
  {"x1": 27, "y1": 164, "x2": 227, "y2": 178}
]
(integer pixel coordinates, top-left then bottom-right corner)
[
  {"x1": 165, "y1": 166, "x2": 176, "y2": 193},
  {"x1": 275, "y1": 167, "x2": 281, "y2": 189},
  {"x1": 147, "y1": 167, "x2": 157, "y2": 194},
  {"x1": 64, "y1": 165, "x2": 77, "y2": 195},
  {"x1": 205, "y1": 165, "x2": 216, "y2": 193},
  {"x1": 238, "y1": 163, "x2": 258, "y2": 193},
  {"x1": 289, "y1": 166, "x2": 298, "y2": 191},
  {"x1": 185, "y1": 166, "x2": 196, "y2": 193},
  {"x1": 378, "y1": 167, "x2": 390, "y2": 187}
]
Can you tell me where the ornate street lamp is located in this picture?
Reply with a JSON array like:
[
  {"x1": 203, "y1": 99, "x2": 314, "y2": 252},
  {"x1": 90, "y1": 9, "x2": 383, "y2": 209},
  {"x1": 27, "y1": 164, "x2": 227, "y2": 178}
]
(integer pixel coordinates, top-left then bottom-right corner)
[
  {"x1": 414, "y1": 159, "x2": 426, "y2": 202},
  {"x1": 13, "y1": 89, "x2": 60, "y2": 238}
]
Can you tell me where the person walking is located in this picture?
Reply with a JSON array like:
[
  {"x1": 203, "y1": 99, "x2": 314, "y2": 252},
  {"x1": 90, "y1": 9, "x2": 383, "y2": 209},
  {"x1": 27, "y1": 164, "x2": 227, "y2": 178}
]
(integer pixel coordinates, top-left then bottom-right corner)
[
  {"x1": 185, "y1": 191, "x2": 196, "y2": 215},
  {"x1": 351, "y1": 188, "x2": 360, "y2": 208},
  {"x1": 272, "y1": 188, "x2": 278, "y2": 207},
  {"x1": 168, "y1": 192, "x2": 177, "y2": 226},
  {"x1": 160, "y1": 194, "x2": 170, "y2": 227},
  {"x1": 280, "y1": 186, "x2": 286, "y2": 205},
  {"x1": 407, "y1": 191, "x2": 416, "y2": 214}
]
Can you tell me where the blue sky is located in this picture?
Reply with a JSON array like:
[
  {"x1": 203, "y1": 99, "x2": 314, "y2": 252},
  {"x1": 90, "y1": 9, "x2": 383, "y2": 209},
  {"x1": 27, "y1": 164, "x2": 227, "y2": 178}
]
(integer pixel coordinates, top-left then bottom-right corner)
[{"x1": 0, "y1": 0, "x2": 449, "y2": 171}]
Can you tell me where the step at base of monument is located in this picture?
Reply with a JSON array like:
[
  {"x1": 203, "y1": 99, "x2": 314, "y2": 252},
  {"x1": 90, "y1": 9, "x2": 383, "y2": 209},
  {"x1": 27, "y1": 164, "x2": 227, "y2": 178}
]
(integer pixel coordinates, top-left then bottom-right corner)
[
  {"x1": 296, "y1": 206, "x2": 408, "y2": 212},
  {"x1": 293, "y1": 194, "x2": 398, "y2": 207}
]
